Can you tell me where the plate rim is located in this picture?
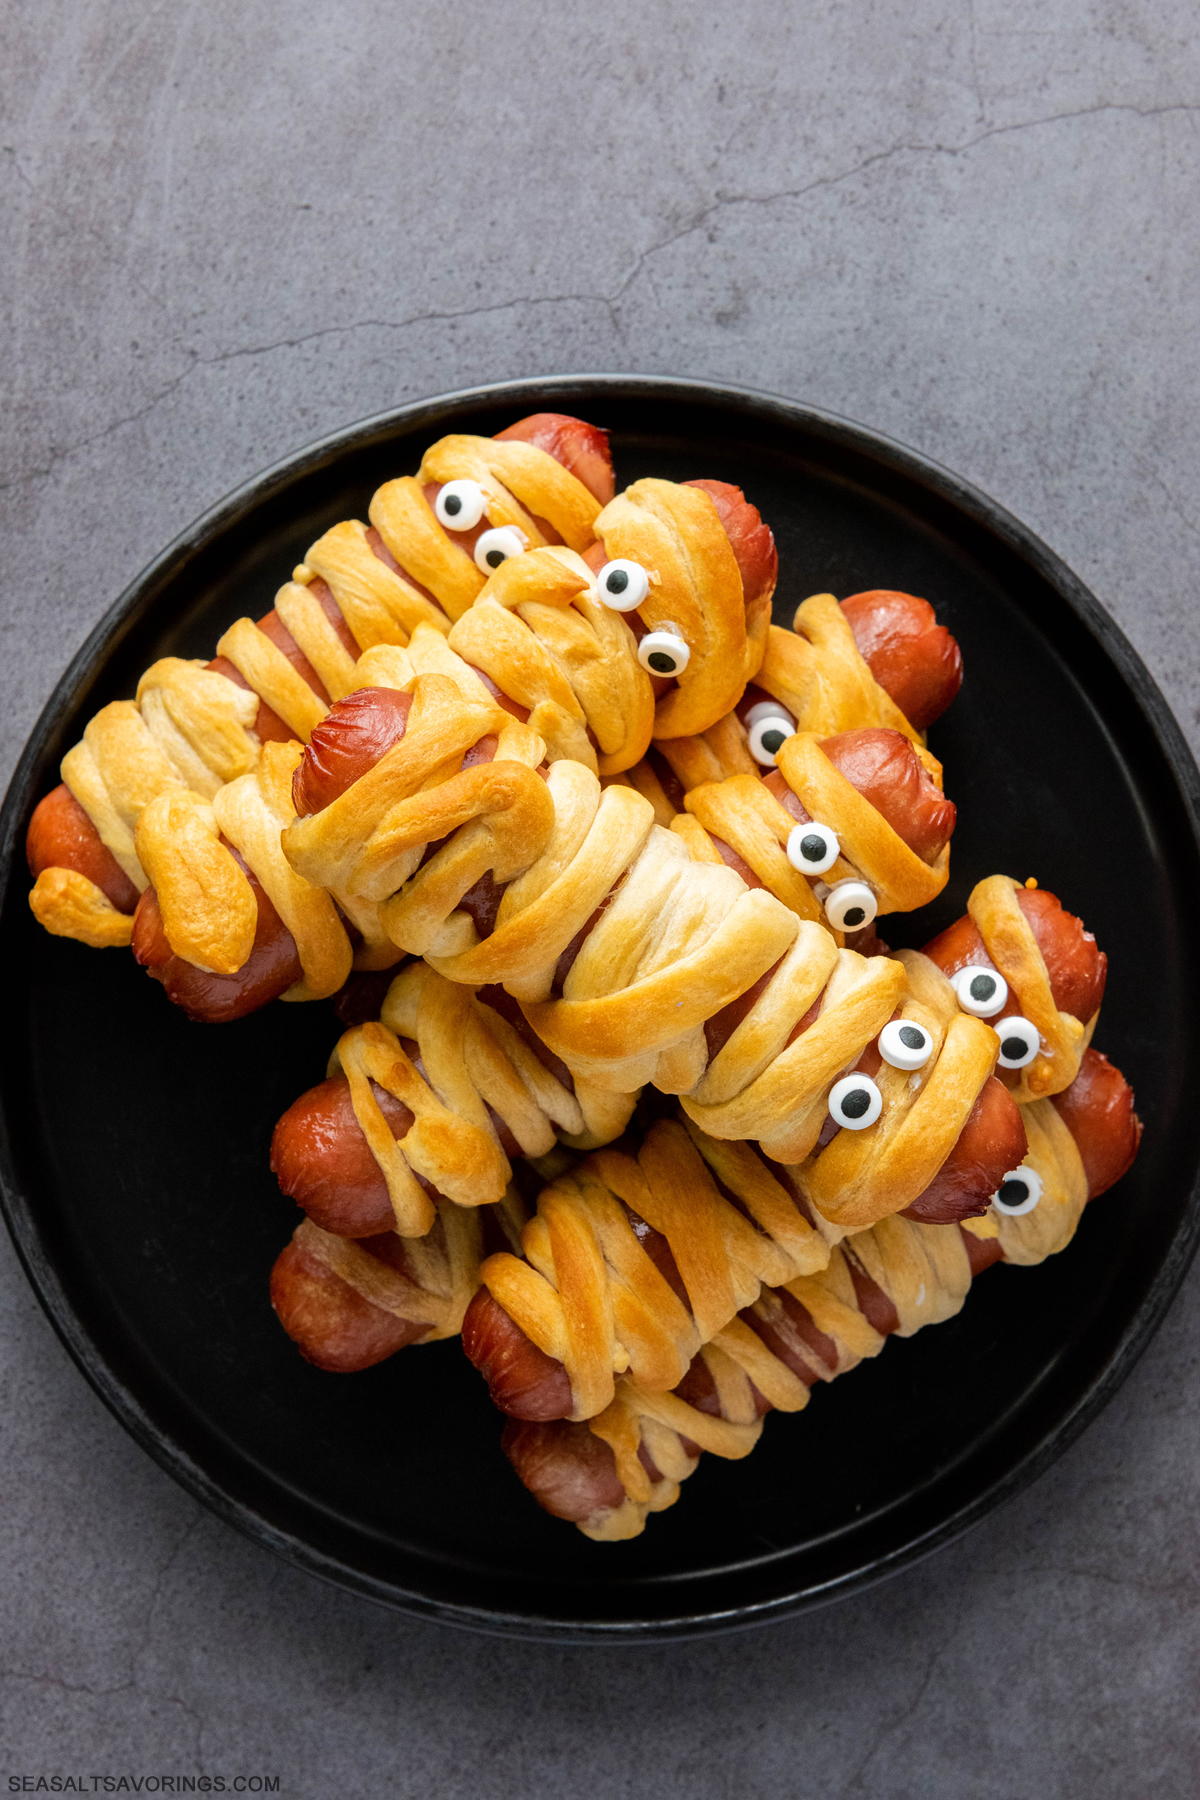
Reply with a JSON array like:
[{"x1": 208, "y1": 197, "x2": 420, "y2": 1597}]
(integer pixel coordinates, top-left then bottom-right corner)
[{"x1": 3, "y1": 372, "x2": 1199, "y2": 1643}]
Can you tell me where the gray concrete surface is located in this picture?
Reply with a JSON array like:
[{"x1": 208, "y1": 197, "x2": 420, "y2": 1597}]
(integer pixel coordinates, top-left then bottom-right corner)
[{"x1": 3, "y1": 1, "x2": 1199, "y2": 1792}]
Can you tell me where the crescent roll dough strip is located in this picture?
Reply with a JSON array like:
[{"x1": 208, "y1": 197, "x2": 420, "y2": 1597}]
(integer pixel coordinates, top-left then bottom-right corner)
[
  {"x1": 641, "y1": 727, "x2": 946, "y2": 929},
  {"x1": 649, "y1": 596, "x2": 944, "y2": 801},
  {"x1": 514, "y1": 827, "x2": 803, "y2": 1094},
  {"x1": 134, "y1": 741, "x2": 355, "y2": 996},
  {"x1": 292, "y1": 1208, "x2": 484, "y2": 1340},
  {"x1": 327, "y1": 962, "x2": 632, "y2": 1240},
  {"x1": 683, "y1": 775, "x2": 826, "y2": 921},
  {"x1": 28, "y1": 868, "x2": 138, "y2": 949},
  {"x1": 282, "y1": 671, "x2": 555, "y2": 912},
  {"x1": 211, "y1": 741, "x2": 353, "y2": 1001},
  {"x1": 967, "y1": 874, "x2": 1095, "y2": 1101},
  {"x1": 419, "y1": 435, "x2": 603, "y2": 555},
  {"x1": 681, "y1": 926, "x2": 906, "y2": 1155},
  {"x1": 446, "y1": 547, "x2": 655, "y2": 775},
  {"x1": 480, "y1": 1117, "x2": 832, "y2": 1421}
]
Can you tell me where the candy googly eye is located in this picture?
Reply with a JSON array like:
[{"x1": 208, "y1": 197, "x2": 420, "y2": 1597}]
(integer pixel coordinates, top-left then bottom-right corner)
[
  {"x1": 435, "y1": 478, "x2": 487, "y2": 531},
  {"x1": 638, "y1": 625, "x2": 691, "y2": 677},
  {"x1": 996, "y1": 1016, "x2": 1040, "y2": 1069},
  {"x1": 824, "y1": 880, "x2": 877, "y2": 932},
  {"x1": 786, "y1": 821, "x2": 840, "y2": 876},
  {"x1": 879, "y1": 1019, "x2": 933, "y2": 1070},
  {"x1": 828, "y1": 1073, "x2": 883, "y2": 1130},
  {"x1": 992, "y1": 1166, "x2": 1043, "y2": 1215},
  {"x1": 474, "y1": 525, "x2": 528, "y2": 573},
  {"x1": 952, "y1": 965, "x2": 1009, "y2": 1018},
  {"x1": 745, "y1": 701, "x2": 795, "y2": 767},
  {"x1": 595, "y1": 559, "x2": 651, "y2": 612}
]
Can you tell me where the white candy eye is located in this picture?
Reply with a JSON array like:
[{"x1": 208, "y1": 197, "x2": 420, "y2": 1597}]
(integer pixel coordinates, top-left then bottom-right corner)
[
  {"x1": 996, "y1": 1015, "x2": 1040, "y2": 1069},
  {"x1": 879, "y1": 1019, "x2": 933, "y2": 1070},
  {"x1": 824, "y1": 880, "x2": 877, "y2": 932},
  {"x1": 596, "y1": 559, "x2": 650, "y2": 612},
  {"x1": 828, "y1": 1073, "x2": 883, "y2": 1130},
  {"x1": 474, "y1": 525, "x2": 528, "y2": 573},
  {"x1": 435, "y1": 478, "x2": 487, "y2": 531},
  {"x1": 786, "y1": 821, "x2": 840, "y2": 876},
  {"x1": 992, "y1": 1166, "x2": 1043, "y2": 1215},
  {"x1": 746, "y1": 704, "x2": 795, "y2": 767},
  {"x1": 952, "y1": 965, "x2": 1009, "y2": 1018},
  {"x1": 638, "y1": 626, "x2": 691, "y2": 677}
]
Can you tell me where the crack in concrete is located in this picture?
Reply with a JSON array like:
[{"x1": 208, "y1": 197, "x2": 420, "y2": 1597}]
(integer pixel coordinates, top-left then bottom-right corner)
[
  {"x1": 3, "y1": 96, "x2": 1197, "y2": 498},
  {"x1": 0, "y1": 1512, "x2": 209, "y2": 1761},
  {"x1": 0, "y1": 1665, "x2": 206, "y2": 1757},
  {"x1": 836, "y1": 1589, "x2": 968, "y2": 1796},
  {"x1": 605, "y1": 98, "x2": 1200, "y2": 302}
]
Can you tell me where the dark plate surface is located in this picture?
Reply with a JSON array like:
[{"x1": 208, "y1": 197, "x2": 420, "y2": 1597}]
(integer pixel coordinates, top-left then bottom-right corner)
[{"x1": 2, "y1": 377, "x2": 1199, "y2": 1643}]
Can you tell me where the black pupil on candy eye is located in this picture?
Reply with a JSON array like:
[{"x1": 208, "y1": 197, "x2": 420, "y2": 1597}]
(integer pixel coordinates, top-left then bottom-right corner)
[
  {"x1": 762, "y1": 728, "x2": 785, "y2": 754},
  {"x1": 800, "y1": 834, "x2": 826, "y2": 862},
  {"x1": 1001, "y1": 1035, "x2": 1026, "y2": 1059},
  {"x1": 648, "y1": 651, "x2": 676, "y2": 673},
  {"x1": 969, "y1": 974, "x2": 996, "y2": 1001},
  {"x1": 998, "y1": 1178, "x2": 1028, "y2": 1206},
  {"x1": 841, "y1": 1088, "x2": 871, "y2": 1119},
  {"x1": 444, "y1": 494, "x2": 462, "y2": 516},
  {"x1": 606, "y1": 569, "x2": 629, "y2": 594},
  {"x1": 843, "y1": 906, "x2": 866, "y2": 928},
  {"x1": 899, "y1": 1026, "x2": 924, "y2": 1050},
  {"x1": 486, "y1": 548, "x2": 506, "y2": 568}
]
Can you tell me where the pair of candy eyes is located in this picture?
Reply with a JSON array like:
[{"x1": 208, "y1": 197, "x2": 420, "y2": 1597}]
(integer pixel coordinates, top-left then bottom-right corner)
[
  {"x1": 824, "y1": 1072, "x2": 1043, "y2": 1214},
  {"x1": 950, "y1": 967, "x2": 1041, "y2": 1069},
  {"x1": 779, "y1": 817, "x2": 879, "y2": 935},
  {"x1": 433, "y1": 484, "x2": 692, "y2": 678},
  {"x1": 585, "y1": 559, "x2": 695, "y2": 676},
  {"x1": 825, "y1": 1025, "x2": 934, "y2": 1129}
]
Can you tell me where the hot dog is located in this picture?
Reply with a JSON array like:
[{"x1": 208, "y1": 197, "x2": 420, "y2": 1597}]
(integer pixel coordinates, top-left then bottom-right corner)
[
  {"x1": 270, "y1": 1188, "x2": 528, "y2": 1372},
  {"x1": 502, "y1": 1046, "x2": 1141, "y2": 1537},
  {"x1": 837, "y1": 590, "x2": 962, "y2": 731}
]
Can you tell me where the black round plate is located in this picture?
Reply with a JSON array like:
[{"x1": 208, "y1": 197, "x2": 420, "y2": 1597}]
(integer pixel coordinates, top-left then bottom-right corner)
[{"x1": 3, "y1": 377, "x2": 1198, "y2": 1643}]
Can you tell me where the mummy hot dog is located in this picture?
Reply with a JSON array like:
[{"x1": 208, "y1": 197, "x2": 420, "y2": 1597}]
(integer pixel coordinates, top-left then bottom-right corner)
[
  {"x1": 636, "y1": 586, "x2": 962, "y2": 801},
  {"x1": 502, "y1": 1047, "x2": 1141, "y2": 1539},
  {"x1": 624, "y1": 591, "x2": 963, "y2": 940},
  {"x1": 920, "y1": 875, "x2": 1106, "y2": 1101},
  {"x1": 271, "y1": 961, "x2": 632, "y2": 1243},
  {"x1": 26, "y1": 413, "x2": 617, "y2": 1019}
]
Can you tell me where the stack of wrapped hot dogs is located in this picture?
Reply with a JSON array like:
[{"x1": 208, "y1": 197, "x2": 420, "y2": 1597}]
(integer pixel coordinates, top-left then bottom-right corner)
[{"x1": 27, "y1": 411, "x2": 1142, "y2": 1541}]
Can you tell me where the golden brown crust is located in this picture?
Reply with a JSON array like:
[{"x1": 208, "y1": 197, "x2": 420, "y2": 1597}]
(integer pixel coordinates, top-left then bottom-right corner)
[
  {"x1": 758, "y1": 595, "x2": 934, "y2": 746},
  {"x1": 29, "y1": 866, "x2": 135, "y2": 948},
  {"x1": 479, "y1": 1117, "x2": 831, "y2": 1421},
  {"x1": 447, "y1": 548, "x2": 656, "y2": 775},
  {"x1": 324, "y1": 962, "x2": 629, "y2": 1219}
]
